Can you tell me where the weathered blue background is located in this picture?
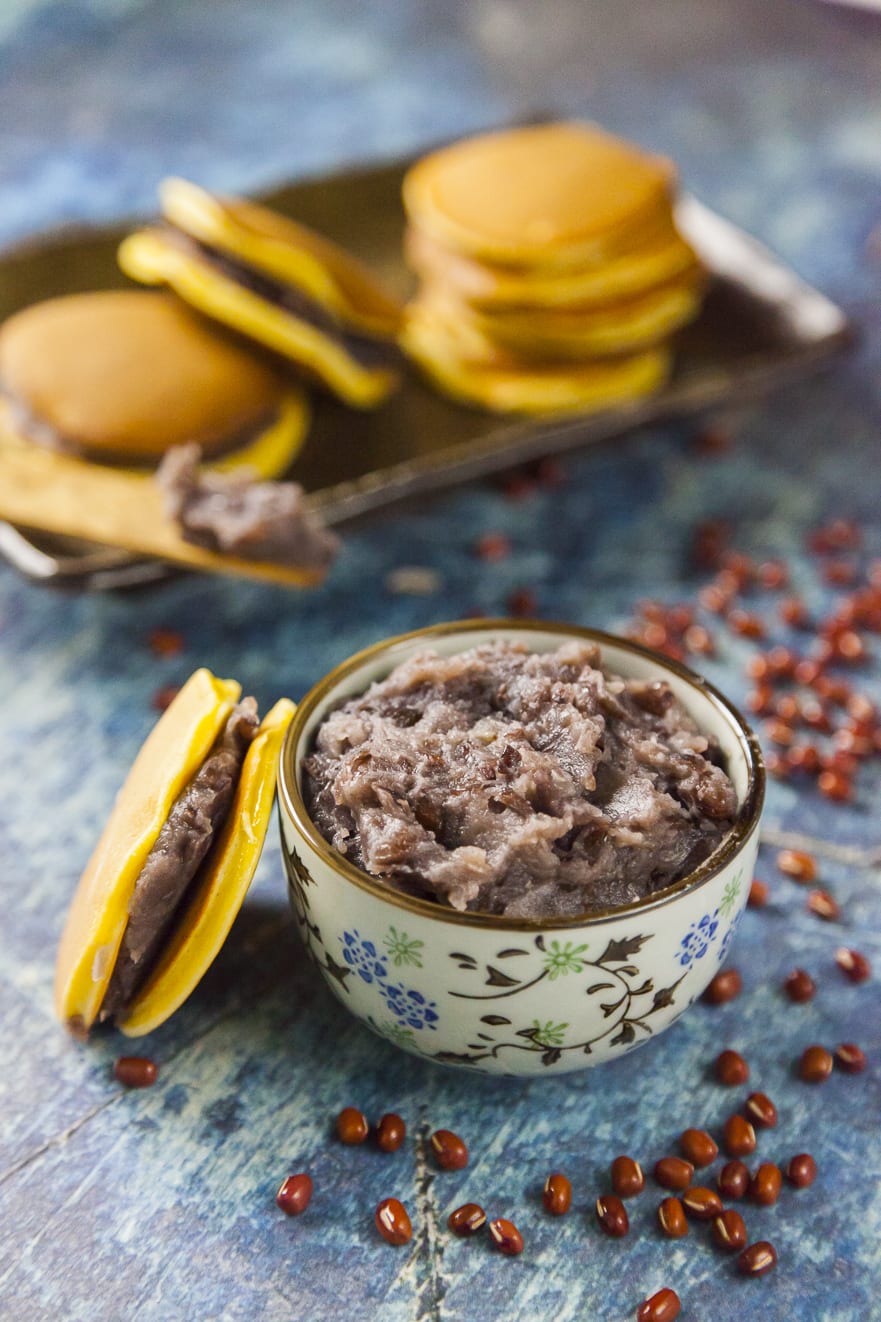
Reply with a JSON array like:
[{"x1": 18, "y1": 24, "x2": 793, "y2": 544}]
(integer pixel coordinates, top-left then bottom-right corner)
[{"x1": 0, "y1": 2, "x2": 879, "y2": 1319}]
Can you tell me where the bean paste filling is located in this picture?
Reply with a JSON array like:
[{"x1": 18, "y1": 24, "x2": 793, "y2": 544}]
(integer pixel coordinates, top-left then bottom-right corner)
[{"x1": 304, "y1": 641, "x2": 738, "y2": 918}]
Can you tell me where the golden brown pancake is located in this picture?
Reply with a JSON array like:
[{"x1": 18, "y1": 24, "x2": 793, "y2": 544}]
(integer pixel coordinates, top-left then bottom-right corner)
[
  {"x1": 403, "y1": 122, "x2": 676, "y2": 270},
  {"x1": 404, "y1": 221, "x2": 700, "y2": 311},
  {"x1": 0, "y1": 291, "x2": 294, "y2": 464}
]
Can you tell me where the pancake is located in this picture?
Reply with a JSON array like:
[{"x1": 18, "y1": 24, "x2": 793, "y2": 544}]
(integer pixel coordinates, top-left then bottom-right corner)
[
  {"x1": 120, "y1": 179, "x2": 405, "y2": 409},
  {"x1": 403, "y1": 312, "x2": 670, "y2": 415},
  {"x1": 414, "y1": 278, "x2": 703, "y2": 363},
  {"x1": 0, "y1": 290, "x2": 308, "y2": 474},
  {"x1": 403, "y1": 122, "x2": 676, "y2": 270},
  {"x1": 404, "y1": 221, "x2": 700, "y2": 311}
]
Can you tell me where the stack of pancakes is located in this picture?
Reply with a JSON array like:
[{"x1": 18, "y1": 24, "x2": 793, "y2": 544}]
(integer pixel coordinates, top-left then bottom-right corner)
[{"x1": 402, "y1": 121, "x2": 704, "y2": 415}]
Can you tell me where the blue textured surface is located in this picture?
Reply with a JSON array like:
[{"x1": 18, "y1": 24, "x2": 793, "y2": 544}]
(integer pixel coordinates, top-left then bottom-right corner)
[{"x1": 1, "y1": 2, "x2": 880, "y2": 1319}]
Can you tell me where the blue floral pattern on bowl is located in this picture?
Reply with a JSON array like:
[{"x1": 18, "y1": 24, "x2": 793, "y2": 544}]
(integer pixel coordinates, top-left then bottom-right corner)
[
  {"x1": 677, "y1": 910, "x2": 720, "y2": 967},
  {"x1": 340, "y1": 930, "x2": 388, "y2": 984},
  {"x1": 380, "y1": 982, "x2": 440, "y2": 1032}
]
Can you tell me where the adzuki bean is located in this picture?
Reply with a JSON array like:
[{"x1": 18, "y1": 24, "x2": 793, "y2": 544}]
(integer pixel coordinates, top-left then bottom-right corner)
[
  {"x1": 657, "y1": 1196, "x2": 688, "y2": 1238},
  {"x1": 835, "y1": 1043, "x2": 867, "y2": 1074},
  {"x1": 595, "y1": 1194, "x2": 630, "y2": 1237},
  {"x1": 750, "y1": 1163, "x2": 783, "y2": 1206},
  {"x1": 681, "y1": 1186, "x2": 723, "y2": 1221},
  {"x1": 777, "y1": 849, "x2": 817, "y2": 882},
  {"x1": 375, "y1": 1113, "x2": 406, "y2": 1153},
  {"x1": 679, "y1": 1129, "x2": 718, "y2": 1168},
  {"x1": 653, "y1": 1157, "x2": 694, "y2": 1191},
  {"x1": 799, "y1": 1045, "x2": 833, "y2": 1082},
  {"x1": 636, "y1": 1287, "x2": 681, "y2": 1322},
  {"x1": 786, "y1": 1154, "x2": 817, "y2": 1188},
  {"x1": 835, "y1": 948, "x2": 871, "y2": 983},
  {"x1": 807, "y1": 889, "x2": 841, "y2": 921},
  {"x1": 737, "y1": 1241, "x2": 778, "y2": 1277},
  {"x1": 703, "y1": 969, "x2": 742, "y2": 1004},
  {"x1": 375, "y1": 1198, "x2": 412, "y2": 1246},
  {"x1": 543, "y1": 1172, "x2": 572, "y2": 1215},
  {"x1": 747, "y1": 879, "x2": 769, "y2": 908},
  {"x1": 711, "y1": 1208, "x2": 747, "y2": 1252},
  {"x1": 430, "y1": 1129, "x2": 468, "y2": 1170},
  {"x1": 744, "y1": 1092, "x2": 778, "y2": 1129},
  {"x1": 611, "y1": 1156, "x2": 644, "y2": 1197},
  {"x1": 113, "y1": 1056, "x2": 158, "y2": 1088},
  {"x1": 336, "y1": 1107, "x2": 369, "y2": 1144},
  {"x1": 715, "y1": 1050, "x2": 750, "y2": 1086},
  {"x1": 717, "y1": 1160, "x2": 750, "y2": 1200},
  {"x1": 488, "y1": 1217, "x2": 523, "y2": 1255},
  {"x1": 722, "y1": 1114, "x2": 757, "y2": 1157},
  {"x1": 276, "y1": 1173, "x2": 313, "y2": 1216},
  {"x1": 783, "y1": 968, "x2": 816, "y2": 1003},
  {"x1": 448, "y1": 1203, "x2": 486, "y2": 1236}
]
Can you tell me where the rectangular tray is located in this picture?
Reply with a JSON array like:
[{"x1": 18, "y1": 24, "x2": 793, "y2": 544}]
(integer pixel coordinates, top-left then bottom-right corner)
[{"x1": 0, "y1": 154, "x2": 852, "y2": 586}]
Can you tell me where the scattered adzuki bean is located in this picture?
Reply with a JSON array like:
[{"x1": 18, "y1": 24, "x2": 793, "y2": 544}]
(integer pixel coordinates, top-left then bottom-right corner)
[
  {"x1": 758, "y1": 560, "x2": 789, "y2": 590},
  {"x1": 148, "y1": 628, "x2": 184, "y2": 657},
  {"x1": 703, "y1": 969, "x2": 742, "y2": 1004},
  {"x1": 750, "y1": 1163, "x2": 783, "y2": 1206},
  {"x1": 542, "y1": 1172, "x2": 572, "y2": 1215},
  {"x1": 375, "y1": 1198, "x2": 412, "y2": 1245},
  {"x1": 636, "y1": 1287, "x2": 681, "y2": 1322},
  {"x1": 779, "y1": 596, "x2": 808, "y2": 627},
  {"x1": 151, "y1": 684, "x2": 181, "y2": 712},
  {"x1": 818, "y1": 768, "x2": 853, "y2": 802},
  {"x1": 113, "y1": 1056, "x2": 158, "y2": 1088},
  {"x1": 475, "y1": 532, "x2": 512, "y2": 562},
  {"x1": 788, "y1": 744, "x2": 822, "y2": 775},
  {"x1": 681, "y1": 1186, "x2": 723, "y2": 1221},
  {"x1": 799, "y1": 1045, "x2": 834, "y2": 1083},
  {"x1": 835, "y1": 948, "x2": 871, "y2": 983},
  {"x1": 679, "y1": 1129, "x2": 718, "y2": 1168},
  {"x1": 722, "y1": 1114, "x2": 756, "y2": 1157},
  {"x1": 448, "y1": 1203, "x2": 486, "y2": 1236},
  {"x1": 336, "y1": 1107, "x2": 369, "y2": 1144},
  {"x1": 786, "y1": 1154, "x2": 817, "y2": 1188},
  {"x1": 611, "y1": 1156, "x2": 644, "y2": 1198},
  {"x1": 430, "y1": 1129, "x2": 468, "y2": 1170},
  {"x1": 783, "y1": 968, "x2": 816, "y2": 1002},
  {"x1": 747, "y1": 879, "x2": 769, "y2": 908},
  {"x1": 737, "y1": 1240, "x2": 778, "y2": 1277},
  {"x1": 807, "y1": 889, "x2": 841, "y2": 922},
  {"x1": 653, "y1": 1157, "x2": 695, "y2": 1191},
  {"x1": 488, "y1": 1217, "x2": 524, "y2": 1255},
  {"x1": 276, "y1": 1173, "x2": 313, "y2": 1216},
  {"x1": 375, "y1": 1113, "x2": 406, "y2": 1153},
  {"x1": 657, "y1": 1196, "x2": 688, "y2": 1238},
  {"x1": 764, "y1": 718, "x2": 795, "y2": 747},
  {"x1": 744, "y1": 1093, "x2": 778, "y2": 1129},
  {"x1": 715, "y1": 1049, "x2": 750, "y2": 1086},
  {"x1": 718, "y1": 1160, "x2": 750, "y2": 1201},
  {"x1": 506, "y1": 587, "x2": 537, "y2": 617},
  {"x1": 777, "y1": 849, "x2": 817, "y2": 882},
  {"x1": 595, "y1": 1194, "x2": 630, "y2": 1237},
  {"x1": 711, "y1": 1208, "x2": 748, "y2": 1252},
  {"x1": 729, "y1": 609, "x2": 765, "y2": 639},
  {"x1": 835, "y1": 1043, "x2": 867, "y2": 1074},
  {"x1": 746, "y1": 686, "x2": 775, "y2": 716}
]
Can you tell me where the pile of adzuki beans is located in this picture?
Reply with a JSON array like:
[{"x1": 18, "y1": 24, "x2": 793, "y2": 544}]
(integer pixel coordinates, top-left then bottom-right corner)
[{"x1": 624, "y1": 516, "x2": 881, "y2": 804}]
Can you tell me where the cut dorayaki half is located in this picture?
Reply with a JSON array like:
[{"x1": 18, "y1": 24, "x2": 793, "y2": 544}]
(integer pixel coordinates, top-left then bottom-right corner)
[{"x1": 54, "y1": 669, "x2": 295, "y2": 1037}]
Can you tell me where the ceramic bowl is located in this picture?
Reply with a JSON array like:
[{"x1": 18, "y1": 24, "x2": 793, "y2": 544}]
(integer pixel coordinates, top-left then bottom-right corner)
[{"x1": 277, "y1": 620, "x2": 764, "y2": 1076}]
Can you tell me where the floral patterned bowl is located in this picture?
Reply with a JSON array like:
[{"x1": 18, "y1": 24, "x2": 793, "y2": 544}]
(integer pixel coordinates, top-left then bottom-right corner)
[{"x1": 277, "y1": 620, "x2": 764, "y2": 1076}]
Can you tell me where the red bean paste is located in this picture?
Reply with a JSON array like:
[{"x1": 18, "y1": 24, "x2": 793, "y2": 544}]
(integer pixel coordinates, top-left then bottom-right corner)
[{"x1": 304, "y1": 641, "x2": 737, "y2": 918}]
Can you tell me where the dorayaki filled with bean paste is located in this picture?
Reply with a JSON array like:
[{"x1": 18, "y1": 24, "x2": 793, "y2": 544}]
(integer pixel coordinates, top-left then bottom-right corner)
[{"x1": 55, "y1": 669, "x2": 294, "y2": 1037}]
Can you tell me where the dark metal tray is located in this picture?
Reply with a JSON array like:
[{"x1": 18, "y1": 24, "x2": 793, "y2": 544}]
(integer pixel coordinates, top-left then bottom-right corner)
[{"x1": 0, "y1": 157, "x2": 852, "y2": 588}]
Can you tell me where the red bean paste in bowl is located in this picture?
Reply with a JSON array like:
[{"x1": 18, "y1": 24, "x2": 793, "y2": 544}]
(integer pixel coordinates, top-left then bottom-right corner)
[{"x1": 303, "y1": 640, "x2": 738, "y2": 918}]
